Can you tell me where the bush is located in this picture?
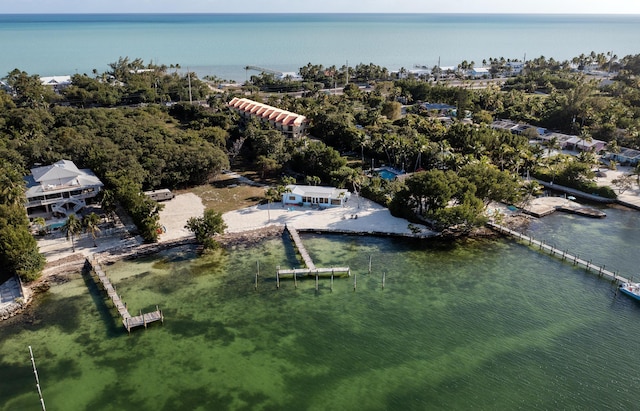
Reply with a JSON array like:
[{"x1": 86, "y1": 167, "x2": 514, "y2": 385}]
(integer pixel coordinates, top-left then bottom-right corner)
[{"x1": 531, "y1": 170, "x2": 617, "y2": 199}]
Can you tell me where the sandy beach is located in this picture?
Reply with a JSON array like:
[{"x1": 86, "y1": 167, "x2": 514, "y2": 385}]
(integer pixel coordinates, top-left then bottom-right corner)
[{"x1": 222, "y1": 193, "x2": 435, "y2": 236}]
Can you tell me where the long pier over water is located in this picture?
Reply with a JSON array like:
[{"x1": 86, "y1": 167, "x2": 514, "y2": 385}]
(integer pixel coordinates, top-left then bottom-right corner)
[
  {"x1": 86, "y1": 257, "x2": 163, "y2": 333},
  {"x1": 488, "y1": 222, "x2": 631, "y2": 284},
  {"x1": 276, "y1": 225, "x2": 350, "y2": 281}
]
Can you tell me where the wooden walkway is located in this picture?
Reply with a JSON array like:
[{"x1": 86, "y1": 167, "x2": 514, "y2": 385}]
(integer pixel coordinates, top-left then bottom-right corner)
[
  {"x1": 86, "y1": 257, "x2": 164, "y2": 333},
  {"x1": 285, "y1": 225, "x2": 315, "y2": 270},
  {"x1": 276, "y1": 267, "x2": 351, "y2": 277},
  {"x1": 488, "y1": 222, "x2": 631, "y2": 284},
  {"x1": 276, "y1": 225, "x2": 350, "y2": 283}
]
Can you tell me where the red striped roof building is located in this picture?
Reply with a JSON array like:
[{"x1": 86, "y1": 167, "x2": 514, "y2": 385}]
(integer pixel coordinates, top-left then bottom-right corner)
[{"x1": 227, "y1": 97, "x2": 307, "y2": 138}]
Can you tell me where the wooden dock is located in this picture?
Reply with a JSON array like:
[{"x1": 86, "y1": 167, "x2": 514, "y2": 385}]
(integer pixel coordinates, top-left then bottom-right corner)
[
  {"x1": 86, "y1": 257, "x2": 164, "y2": 333},
  {"x1": 488, "y1": 222, "x2": 630, "y2": 284},
  {"x1": 276, "y1": 267, "x2": 351, "y2": 277},
  {"x1": 276, "y1": 225, "x2": 350, "y2": 284},
  {"x1": 285, "y1": 225, "x2": 316, "y2": 270}
]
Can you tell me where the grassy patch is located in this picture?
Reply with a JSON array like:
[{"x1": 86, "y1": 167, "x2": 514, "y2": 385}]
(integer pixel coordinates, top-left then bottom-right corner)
[{"x1": 182, "y1": 174, "x2": 267, "y2": 213}]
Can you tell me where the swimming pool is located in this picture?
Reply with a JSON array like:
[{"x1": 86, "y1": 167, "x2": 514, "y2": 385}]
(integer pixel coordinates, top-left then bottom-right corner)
[
  {"x1": 377, "y1": 170, "x2": 398, "y2": 180},
  {"x1": 375, "y1": 167, "x2": 404, "y2": 181},
  {"x1": 48, "y1": 221, "x2": 66, "y2": 230}
]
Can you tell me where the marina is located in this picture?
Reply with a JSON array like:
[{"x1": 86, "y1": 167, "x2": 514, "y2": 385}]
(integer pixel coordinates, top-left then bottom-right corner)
[{"x1": 85, "y1": 257, "x2": 163, "y2": 333}]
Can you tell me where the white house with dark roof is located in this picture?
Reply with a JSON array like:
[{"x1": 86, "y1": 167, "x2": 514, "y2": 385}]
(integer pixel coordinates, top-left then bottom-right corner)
[
  {"x1": 282, "y1": 185, "x2": 350, "y2": 208},
  {"x1": 24, "y1": 160, "x2": 103, "y2": 220},
  {"x1": 228, "y1": 97, "x2": 307, "y2": 138},
  {"x1": 40, "y1": 75, "x2": 72, "y2": 92}
]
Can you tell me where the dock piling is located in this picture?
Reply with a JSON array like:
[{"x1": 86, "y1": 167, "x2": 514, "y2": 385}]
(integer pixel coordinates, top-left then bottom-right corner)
[
  {"x1": 353, "y1": 273, "x2": 357, "y2": 291},
  {"x1": 255, "y1": 261, "x2": 259, "y2": 290},
  {"x1": 29, "y1": 346, "x2": 46, "y2": 411}
]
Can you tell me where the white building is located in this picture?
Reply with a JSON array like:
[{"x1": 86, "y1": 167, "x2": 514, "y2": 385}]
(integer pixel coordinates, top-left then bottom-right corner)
[
  {"x1": 469, "y1": 67, "x2": 490, "y2": 78},
  {"x1": 40, "y1": 75, "x2": 72, "y2": 92},
  {"x1": 507, "y1": 61, "x2": 525, "y2": 75},
  {"x1": 24, "y1": 160, "x2": 103, "y2": 220},
  {"x1": 282, "y1": 185, "x2": 350, "y2": 208}
]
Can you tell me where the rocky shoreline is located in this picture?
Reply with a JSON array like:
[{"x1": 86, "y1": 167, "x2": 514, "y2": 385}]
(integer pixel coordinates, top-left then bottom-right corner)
[
  {"x1": 2, "y1": 214, "x2": 537, "y2": 322},
  {"x1": 217, "y1": 225, "x2": 286, "y2": 247}
]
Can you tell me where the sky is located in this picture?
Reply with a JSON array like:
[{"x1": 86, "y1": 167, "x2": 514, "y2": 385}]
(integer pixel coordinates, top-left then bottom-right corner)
[{"x1": 2, "y1": 0, "x2": 640, "y2": 14}]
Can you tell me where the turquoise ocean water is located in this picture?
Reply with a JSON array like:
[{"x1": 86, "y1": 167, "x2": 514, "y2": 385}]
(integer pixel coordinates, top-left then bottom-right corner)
[
  {"x1": 2, "y1": 13, "x2": 640, "y2": 409},
  {"x1": 2, "y1": 206, "x2": 640, "y2": 410},
  {"x1": 1, "y1": 14, "x2": 639, "y2": 82}
]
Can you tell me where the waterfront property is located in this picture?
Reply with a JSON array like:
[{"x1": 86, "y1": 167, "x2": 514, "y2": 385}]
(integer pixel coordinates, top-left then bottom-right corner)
[
  {"x1": 24, "y1": 160, "x2": 103, "y2": 221},
  {"x1": 282, "y1": 185, "x2": 350, "y2": 208},
  {"x1": 227, "y1": 97, "x2": 307, "y2": 138}
]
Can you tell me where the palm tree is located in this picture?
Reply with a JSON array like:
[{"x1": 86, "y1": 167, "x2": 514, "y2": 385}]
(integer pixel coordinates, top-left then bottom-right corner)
[
  {"x1": 544, "y1": 136, "x2": 561, "y2": 157},
  {"x1": 100, "y1": 189, "x2": 117, "y2": 224},
  {"x1": 578, "y1": 128, "x2": 592, "y2": 152},
  {"x1": 83, "y1": 213, "x2": 101, "y2": 247},
  {"x1": 520, "y1": 180, "x2": 542, "y2": 208},
  {"x1": 62, "y1": 214, "x2": 82, "y2": 253},
  {"x1": 305, "y1": 175, "x2": 321, "y2": 186}
]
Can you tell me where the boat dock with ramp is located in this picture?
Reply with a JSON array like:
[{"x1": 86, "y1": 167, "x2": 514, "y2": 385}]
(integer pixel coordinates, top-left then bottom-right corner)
[
  {"x1": 86, "y1": 256, "x2": 163, "y2": 333},
  {"x1": 522, "y1": 196, "x2": 606, "y2": 218}
]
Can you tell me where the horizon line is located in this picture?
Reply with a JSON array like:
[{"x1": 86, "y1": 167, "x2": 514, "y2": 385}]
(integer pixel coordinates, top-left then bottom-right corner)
[{"x1": 1, "y1": 12, "x2": 640, "y2": 15}]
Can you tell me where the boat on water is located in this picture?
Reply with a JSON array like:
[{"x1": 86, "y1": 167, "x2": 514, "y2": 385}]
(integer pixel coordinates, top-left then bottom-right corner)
[{"x1": 619, "y1": 283, "x2": 640, "y2": 301}]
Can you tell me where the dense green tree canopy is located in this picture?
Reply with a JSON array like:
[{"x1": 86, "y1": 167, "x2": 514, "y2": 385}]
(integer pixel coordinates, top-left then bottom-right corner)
[{"x1": 0, "y1": 160, "x2": 44, "y2": 283}]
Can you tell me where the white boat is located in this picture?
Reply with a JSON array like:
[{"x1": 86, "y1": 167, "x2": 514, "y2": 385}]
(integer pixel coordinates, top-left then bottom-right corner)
[{"x1": 619, "y1": 282, "x2": 640, "y2": 302}]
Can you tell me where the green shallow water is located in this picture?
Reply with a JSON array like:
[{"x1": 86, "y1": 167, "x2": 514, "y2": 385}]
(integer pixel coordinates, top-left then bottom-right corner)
[{"x1": 3, "y1": 211, "x2": 640, "y2": 410}]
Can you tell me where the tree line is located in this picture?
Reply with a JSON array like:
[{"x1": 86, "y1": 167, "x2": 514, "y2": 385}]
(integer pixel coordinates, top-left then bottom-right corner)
[{"x1": 2, "y1": 51, "x2": 639, "y2": 280}]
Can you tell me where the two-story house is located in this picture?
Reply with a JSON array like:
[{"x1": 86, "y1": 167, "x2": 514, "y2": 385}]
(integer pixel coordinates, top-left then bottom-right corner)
[{"x1": 24, "y1": 160, "x2": 104, "y2": 221}]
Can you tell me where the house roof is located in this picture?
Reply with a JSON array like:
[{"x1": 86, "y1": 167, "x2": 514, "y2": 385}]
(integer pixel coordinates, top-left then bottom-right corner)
[
  {"x1": 286, "y1": 185, "x2": 349, "y2": 198},
  {"x1": 228, "y1": 98, "x2": 307, "y2": 128},
  {"x1": 40, "y1": 76, "x2": 71, "y2": 86},
  {"x1": 25, "y1": 160, "x2": 103, "y2": 198},
  {"x1": 617, "y1": 148, "x2": 640, "y2": 159},
  {"x1": 31, "y1": 159, "x2": 81, "y2": 182},
  {"x1": 490, "y1": 120, "x2": 519, "y2": 131}
]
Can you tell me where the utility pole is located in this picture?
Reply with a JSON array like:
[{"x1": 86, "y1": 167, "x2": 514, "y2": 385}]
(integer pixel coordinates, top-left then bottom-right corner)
[{"x1": 187, "y1": 67, "x2": 193, "y2": 104}]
